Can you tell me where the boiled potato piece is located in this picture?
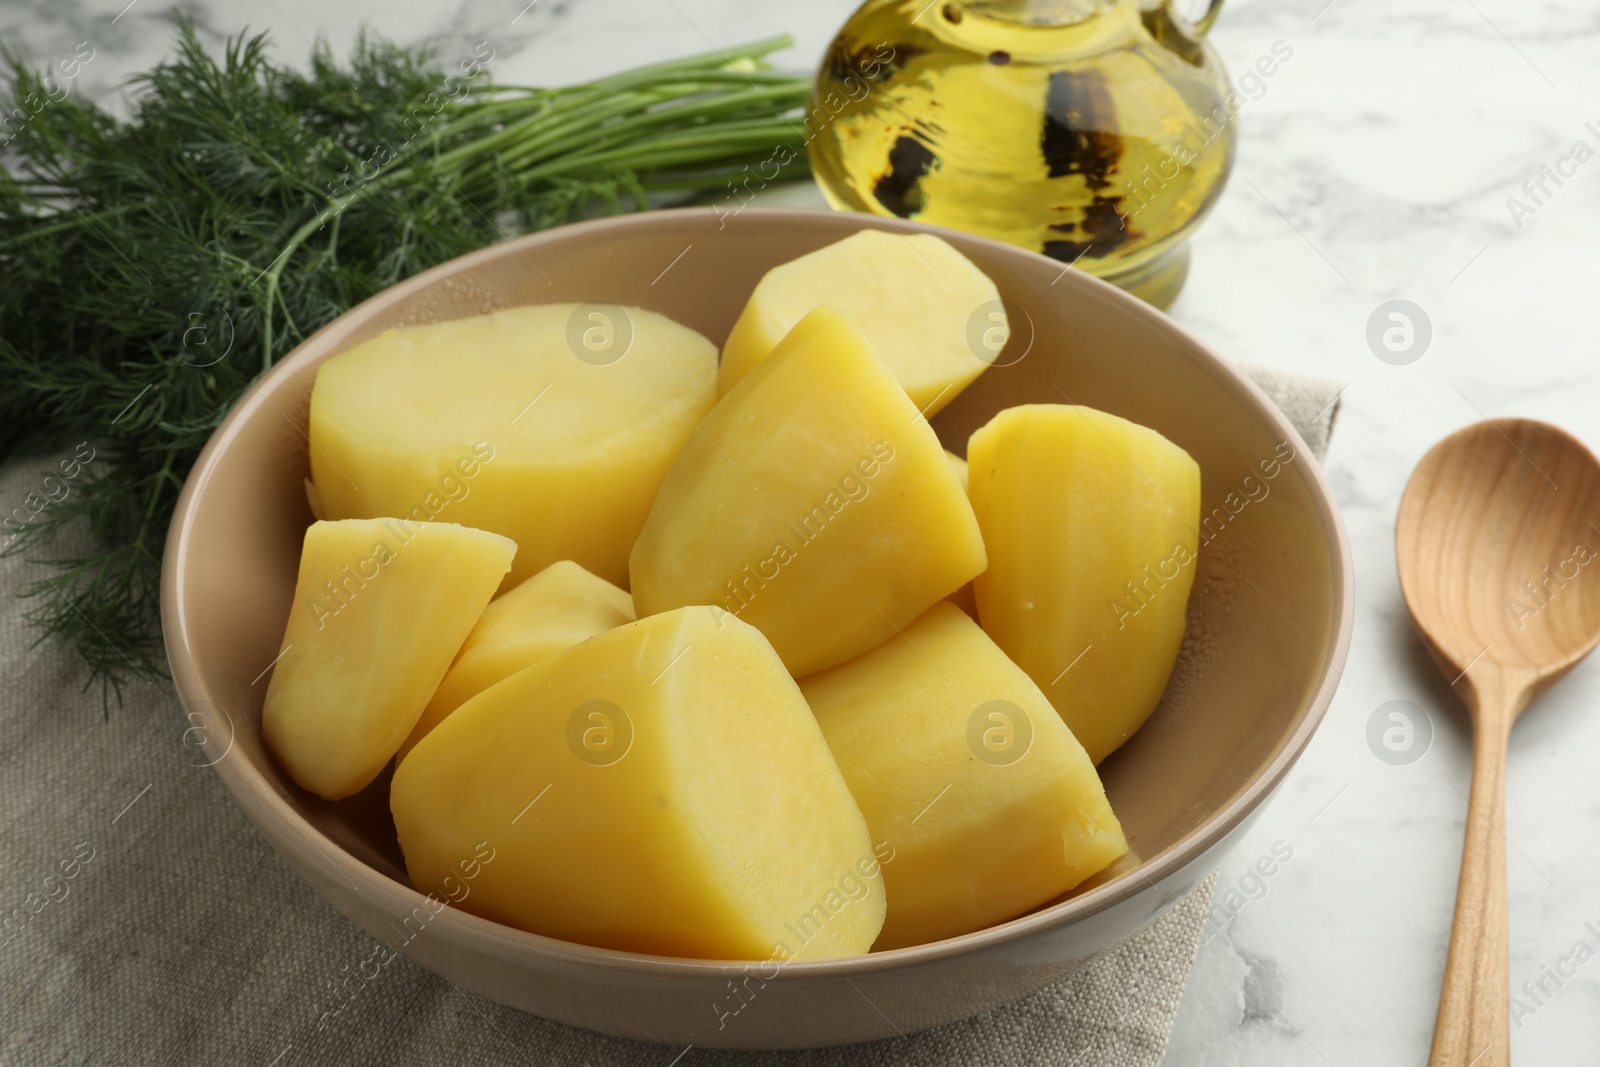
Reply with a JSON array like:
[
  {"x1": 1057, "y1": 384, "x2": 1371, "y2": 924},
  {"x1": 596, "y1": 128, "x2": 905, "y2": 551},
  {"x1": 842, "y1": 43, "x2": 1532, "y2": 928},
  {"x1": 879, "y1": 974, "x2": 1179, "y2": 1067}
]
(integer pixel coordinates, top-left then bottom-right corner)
[
  {"x1": 392, "y1": 606, "x2": 886, "y2": 959},
  {"x1": 943, "y1": 450, "x2": 979, "y2": 618},
  {"x1": 630, "y1": 306, "x2": 986, "y2": 677},
  {"x1": 395, "y1": 560, "x2": 634, "y2": 764},
  {"x1": 968, "y1": 405, "x2": 1201, "y2": 764},
  {"x1": 263, "y1": 519, "x2": 515, "y2": 799},
  {"x1": 803, "y1": 603, "x2": 1127, "y2": 949},
  {"x1": 718, "y1": 230, "x2": 1005, "y2": 417},
  {"x1": 308, "y1": 303, "x2": 716, "y2": 589}
]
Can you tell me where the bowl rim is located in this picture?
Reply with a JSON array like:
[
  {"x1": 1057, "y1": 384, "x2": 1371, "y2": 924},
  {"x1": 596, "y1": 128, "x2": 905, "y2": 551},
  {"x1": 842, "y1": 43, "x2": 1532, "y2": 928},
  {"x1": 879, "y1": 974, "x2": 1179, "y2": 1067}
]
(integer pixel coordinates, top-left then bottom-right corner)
[{"x1": 162, "y1": 205, "x2": 1355, "y2": 979}]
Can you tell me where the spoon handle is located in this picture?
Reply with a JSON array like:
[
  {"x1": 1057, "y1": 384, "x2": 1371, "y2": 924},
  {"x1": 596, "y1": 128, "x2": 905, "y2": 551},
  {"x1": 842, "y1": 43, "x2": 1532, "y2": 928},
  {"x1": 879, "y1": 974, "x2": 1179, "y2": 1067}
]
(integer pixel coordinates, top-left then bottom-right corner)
[{"x1": 1428, "y1": 712, "x2": 1511, "y2": 1067}]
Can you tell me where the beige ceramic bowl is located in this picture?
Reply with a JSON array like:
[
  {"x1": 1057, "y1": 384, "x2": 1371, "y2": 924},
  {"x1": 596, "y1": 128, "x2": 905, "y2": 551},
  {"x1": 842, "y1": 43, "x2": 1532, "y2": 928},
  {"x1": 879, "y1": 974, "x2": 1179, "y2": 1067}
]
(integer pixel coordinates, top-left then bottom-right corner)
[{"x1": 161, "y1": 207, "x2": 1352, "y2": 1050}]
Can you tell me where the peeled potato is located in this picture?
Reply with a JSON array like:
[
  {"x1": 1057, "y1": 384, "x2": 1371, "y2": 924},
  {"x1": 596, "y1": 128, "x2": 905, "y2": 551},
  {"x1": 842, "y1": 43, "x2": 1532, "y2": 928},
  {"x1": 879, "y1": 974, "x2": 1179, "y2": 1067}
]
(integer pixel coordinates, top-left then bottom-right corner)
[
  {"x1": 395, "y1": 560, "x2": 634, "y2": 764},
  {"x1": 630, "y1": 306, "x2": 986, "y2": 676},
  {"x1": 803, "y1": 602, "x2": 1127, "y2": 949},
  {"x1": 308, "y1": 303, "x2": 716, "y2": 589},
  {"x1": 392, "y1": 606, "x2": 886, "y2": 959},
  {"x1": 718, "y1": 230, "x2": 1005, "y2": 417},
  {"x1": 968, "y1": 405, "x2": 1201, "y2": 763},
  {"x1": 263, "y1": 519, "x2": 515, "y2": 799}
]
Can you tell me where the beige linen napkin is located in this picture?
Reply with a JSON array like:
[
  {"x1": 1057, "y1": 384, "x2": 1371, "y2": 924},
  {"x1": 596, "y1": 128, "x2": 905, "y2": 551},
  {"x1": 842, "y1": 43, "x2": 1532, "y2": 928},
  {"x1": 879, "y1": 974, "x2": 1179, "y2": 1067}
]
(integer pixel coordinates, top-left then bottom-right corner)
[{"x1": 0, "y1": 369, "x2": 1339, "y2": 1067}]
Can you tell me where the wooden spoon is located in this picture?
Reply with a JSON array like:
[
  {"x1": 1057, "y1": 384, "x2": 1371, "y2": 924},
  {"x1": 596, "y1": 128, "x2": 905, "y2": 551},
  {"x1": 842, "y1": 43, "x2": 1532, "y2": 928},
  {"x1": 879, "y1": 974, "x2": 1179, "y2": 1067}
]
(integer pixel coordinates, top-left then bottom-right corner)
[{"x1": 1397, "y1": 418, "x2": 1600, "y2": 1067}]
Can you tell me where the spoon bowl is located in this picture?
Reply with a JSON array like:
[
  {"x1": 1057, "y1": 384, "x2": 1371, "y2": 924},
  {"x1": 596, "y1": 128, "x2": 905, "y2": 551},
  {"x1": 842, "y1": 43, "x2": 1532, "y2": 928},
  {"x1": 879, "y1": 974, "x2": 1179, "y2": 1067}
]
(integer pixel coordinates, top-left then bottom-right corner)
[
  {"x1": 1399, "y1": 418, "x2": 1600, "y2": 703},
  {"x1": 1396, "y1": 417, "x2": 1600, "y2": 1066}
]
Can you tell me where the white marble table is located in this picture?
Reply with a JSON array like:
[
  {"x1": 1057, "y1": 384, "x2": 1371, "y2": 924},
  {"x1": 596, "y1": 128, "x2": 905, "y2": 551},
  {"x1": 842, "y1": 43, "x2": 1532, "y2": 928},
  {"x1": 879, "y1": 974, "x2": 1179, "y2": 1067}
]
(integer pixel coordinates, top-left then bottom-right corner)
[{"x1": 8, "y1": 1, "x2": 1600, "y2": 1062}]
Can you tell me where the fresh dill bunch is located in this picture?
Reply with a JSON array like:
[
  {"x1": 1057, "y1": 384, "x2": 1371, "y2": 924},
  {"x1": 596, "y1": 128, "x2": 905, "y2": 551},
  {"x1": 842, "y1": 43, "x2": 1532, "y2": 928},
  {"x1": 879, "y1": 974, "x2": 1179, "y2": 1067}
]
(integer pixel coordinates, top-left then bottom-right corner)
[{"x1": 0, "y1": 19, "x2": 811, "y2": 706}]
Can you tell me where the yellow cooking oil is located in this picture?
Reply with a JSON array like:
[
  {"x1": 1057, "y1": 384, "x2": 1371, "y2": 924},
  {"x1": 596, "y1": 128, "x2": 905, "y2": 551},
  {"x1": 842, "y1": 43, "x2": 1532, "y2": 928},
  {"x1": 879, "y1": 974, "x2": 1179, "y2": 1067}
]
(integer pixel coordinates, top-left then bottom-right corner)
[{"x1": 808, "y1": 0, "x2": 1237, "y2": 308}]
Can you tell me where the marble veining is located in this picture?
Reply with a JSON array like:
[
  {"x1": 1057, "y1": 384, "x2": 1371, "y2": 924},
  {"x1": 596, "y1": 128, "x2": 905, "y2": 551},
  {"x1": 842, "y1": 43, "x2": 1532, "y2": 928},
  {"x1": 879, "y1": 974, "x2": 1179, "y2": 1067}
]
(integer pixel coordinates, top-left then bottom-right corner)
[{"x1": 7, "y1": 0, "x2": 1600, "y2": 1062}]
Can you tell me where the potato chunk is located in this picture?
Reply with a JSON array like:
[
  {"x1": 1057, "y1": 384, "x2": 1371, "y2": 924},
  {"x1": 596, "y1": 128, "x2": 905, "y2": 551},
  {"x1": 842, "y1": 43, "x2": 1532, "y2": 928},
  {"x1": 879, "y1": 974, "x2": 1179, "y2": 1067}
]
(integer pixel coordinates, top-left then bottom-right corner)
[
  {"x1": 630, "y1": 306, "x2": 986, "y2": 677},
  {"x1": 395, "y1": 560, "x2": 634, "y2": 764},
  {"x1": 967, "y1": 405, "x2": 1201, "y2": 763},
  {"x1": 308, "y1": 303, "x2": 716, "y2": 588},
  {"x1": 391, "y1": 606, "x2": 886, "y2": 959},
  {"x1": 263, "y1": 519, "x2": 515, "y2": 799},
  {"x1": 803, "y1": 603, "x2": 1127, "y2": 949},
  {"x1": 718, "y1": 230, "x2": 1005, "y2": 417}
]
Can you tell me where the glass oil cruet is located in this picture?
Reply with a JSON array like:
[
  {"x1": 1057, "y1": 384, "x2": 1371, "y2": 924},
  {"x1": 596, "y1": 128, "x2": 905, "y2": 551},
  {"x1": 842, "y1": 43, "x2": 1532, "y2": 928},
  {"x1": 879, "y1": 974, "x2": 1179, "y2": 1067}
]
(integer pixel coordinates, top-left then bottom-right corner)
[{"x1": 809, "y1": 0, "x2": 1236, "y2": 309}]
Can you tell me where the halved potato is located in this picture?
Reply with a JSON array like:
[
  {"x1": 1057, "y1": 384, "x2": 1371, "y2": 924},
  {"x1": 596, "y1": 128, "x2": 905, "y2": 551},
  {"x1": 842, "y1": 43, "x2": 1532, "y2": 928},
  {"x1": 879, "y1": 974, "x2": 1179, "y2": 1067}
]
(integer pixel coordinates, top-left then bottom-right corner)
[
  {"x1": 631, "y1": 306, "x2": 986, "y2": 676},
  {"x1": 308, "y1": 303, "x2": 716, "y2": 588},
  {"x1": 718, "y1": 230, "x2": 1005, "y2": 417},
  {"x1": 803, "y1": 603, "x2": 1126, "y2": 949},
  {"x1": 968, "y1": 405, "x2": 1201, "y2": 763},
  {"x1": 263, "y1": 518, "x2": 515, "y2": 799},
  {"x1": 392, "y1": 606, "x2": 886, "y2": 959}
]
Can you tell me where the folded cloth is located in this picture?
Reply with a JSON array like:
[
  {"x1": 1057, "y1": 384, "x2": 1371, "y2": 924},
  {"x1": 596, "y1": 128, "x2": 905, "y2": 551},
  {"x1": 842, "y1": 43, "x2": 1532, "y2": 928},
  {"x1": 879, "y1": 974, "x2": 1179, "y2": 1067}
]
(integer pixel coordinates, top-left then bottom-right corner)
[{"x1": 0, "y1": 368, "x2": 1340, "y2": 1067}]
